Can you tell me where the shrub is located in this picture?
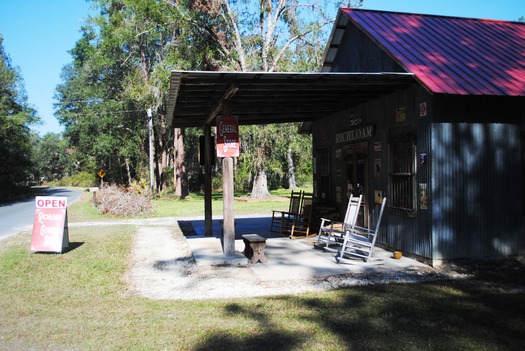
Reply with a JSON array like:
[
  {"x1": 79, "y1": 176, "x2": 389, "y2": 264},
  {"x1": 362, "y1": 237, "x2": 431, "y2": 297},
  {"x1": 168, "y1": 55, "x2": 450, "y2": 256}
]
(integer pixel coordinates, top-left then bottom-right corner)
[
  {"x1": 56, "y1": 171, "x2": 97, "y2": 187},
  {"x1": 96, "y1": 184, "x2": 153, "y2": 216}
]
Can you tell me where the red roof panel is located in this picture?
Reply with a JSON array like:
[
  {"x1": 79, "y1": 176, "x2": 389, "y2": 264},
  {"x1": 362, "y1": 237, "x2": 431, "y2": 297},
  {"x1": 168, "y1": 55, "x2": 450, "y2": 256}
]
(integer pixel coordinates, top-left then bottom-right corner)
[{"x1": 341, "y1": 9, "x2": 525, "y2": 96}]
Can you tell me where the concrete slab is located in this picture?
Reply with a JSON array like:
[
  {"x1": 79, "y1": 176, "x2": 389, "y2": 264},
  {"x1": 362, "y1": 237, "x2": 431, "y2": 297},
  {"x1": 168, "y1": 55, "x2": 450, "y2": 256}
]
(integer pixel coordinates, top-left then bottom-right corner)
[
  {"x1": 185, "y1": 237, "x2": 249, "y2": 267},
  {"x1": 185, "y1": 228, "x2": 432, "y2": 282}
]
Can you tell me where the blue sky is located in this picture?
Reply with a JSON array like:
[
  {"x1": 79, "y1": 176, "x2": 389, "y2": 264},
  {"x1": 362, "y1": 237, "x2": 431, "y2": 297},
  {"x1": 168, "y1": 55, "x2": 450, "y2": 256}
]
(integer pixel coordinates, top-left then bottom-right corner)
[{"x1": 0, "y1": 0, "x2": 523, "y2": 136}]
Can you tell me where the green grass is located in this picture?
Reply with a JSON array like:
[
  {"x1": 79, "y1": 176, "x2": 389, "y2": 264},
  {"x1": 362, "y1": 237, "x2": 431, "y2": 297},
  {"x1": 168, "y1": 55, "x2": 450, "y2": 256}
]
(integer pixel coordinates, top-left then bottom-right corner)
[
  {"x1": 69, "y1": 187, "x2": 309, "y2": 221},
  {"x1": 1, "y1": 189, "x2": 524, "y2": 350},
  {"x1": 152, "y1": 196, "x2": 291, "y2": 218}
]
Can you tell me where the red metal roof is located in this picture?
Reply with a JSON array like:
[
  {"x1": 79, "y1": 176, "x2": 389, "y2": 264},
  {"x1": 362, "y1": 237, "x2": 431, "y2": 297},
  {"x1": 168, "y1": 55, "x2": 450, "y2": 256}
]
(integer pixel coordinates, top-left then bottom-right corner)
[{"x1": 339, "y1": 9, "x2": 525, "y2": 96}]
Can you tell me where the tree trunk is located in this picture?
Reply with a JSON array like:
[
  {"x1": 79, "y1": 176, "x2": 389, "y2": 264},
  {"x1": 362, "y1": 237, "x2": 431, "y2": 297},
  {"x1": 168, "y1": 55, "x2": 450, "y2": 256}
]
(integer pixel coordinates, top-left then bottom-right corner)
[
  {"x1": 125, "y1": 157, "x2": 132, "y2": 186},
  {"x1": 250, "y1": 170, "x2": 271, "y2": 198},
  {"x1": 174, "y1": 128, "x2": 189, "y2": 198},
  {"x1": 287, "y1": 146, "x2": 298, "y2": 189}
]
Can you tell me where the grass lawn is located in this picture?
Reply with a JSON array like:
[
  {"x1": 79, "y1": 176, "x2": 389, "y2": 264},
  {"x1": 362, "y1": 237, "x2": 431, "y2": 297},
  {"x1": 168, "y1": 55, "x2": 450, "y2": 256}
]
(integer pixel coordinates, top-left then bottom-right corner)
[
  {"x1": 69, "y1": 187, "x2": 299, "y2": 221},
  {"x1": 1, "y1": 190, "x2": 525, "y2": 350}
]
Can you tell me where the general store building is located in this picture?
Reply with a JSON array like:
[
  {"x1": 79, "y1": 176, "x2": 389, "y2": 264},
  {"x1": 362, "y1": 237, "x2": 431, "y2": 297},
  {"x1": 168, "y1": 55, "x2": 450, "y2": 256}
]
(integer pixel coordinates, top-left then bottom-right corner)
[
  {"x1": 167, "y1": 8, "x2": 525, "y2": 266},
  {"x1": 309, "y1": 9, "x2": 525, "y2": 265}
]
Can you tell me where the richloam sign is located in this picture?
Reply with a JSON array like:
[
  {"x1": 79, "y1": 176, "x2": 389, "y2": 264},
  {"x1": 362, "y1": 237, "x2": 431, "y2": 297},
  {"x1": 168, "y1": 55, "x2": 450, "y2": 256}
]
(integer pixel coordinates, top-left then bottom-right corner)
[
  {"x1": 216, "y1": 115, "x2": 239, "y2": 158},
  {"x1": 31, "y1": 196, "x2": 69, "y2": 253}
]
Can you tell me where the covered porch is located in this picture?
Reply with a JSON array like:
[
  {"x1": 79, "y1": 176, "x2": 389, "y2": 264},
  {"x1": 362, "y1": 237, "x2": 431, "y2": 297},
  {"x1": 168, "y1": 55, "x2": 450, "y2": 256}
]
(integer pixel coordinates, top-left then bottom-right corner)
[{"x1": 166, "y1": 70, "x2": 415, "y2": 256}]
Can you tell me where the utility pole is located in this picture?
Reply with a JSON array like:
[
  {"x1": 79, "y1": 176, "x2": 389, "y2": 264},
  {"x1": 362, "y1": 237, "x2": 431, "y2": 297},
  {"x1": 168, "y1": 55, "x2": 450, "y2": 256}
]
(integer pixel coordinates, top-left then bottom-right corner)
[{"x1": 147, "y1": 108, "x2": 154, "y2": 194}]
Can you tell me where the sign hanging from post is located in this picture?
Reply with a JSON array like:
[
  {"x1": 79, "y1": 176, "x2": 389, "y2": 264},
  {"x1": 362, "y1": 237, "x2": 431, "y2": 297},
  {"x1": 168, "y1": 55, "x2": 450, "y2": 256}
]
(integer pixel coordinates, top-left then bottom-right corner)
[
  {"x1": 216, "y1": 115, "x2": 240, "y2": 158},
  {"x1": 31, "y1": 196, "x2": 69, "y2": 253}
]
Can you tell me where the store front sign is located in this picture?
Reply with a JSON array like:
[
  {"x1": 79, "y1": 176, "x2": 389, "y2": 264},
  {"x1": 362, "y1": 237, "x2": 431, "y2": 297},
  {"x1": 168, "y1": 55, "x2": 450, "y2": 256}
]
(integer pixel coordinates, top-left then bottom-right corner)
[
  {"x1": 216, "y1": 115, "x2": 239, "y2": 157},
  {"x1": 335, "y1": 124, "x2": 374, "y2": 144}
]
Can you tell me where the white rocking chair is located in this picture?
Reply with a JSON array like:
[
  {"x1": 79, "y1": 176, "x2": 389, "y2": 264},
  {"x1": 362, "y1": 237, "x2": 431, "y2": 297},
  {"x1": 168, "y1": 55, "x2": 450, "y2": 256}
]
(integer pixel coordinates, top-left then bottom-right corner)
[
  {"x1": 316, "y1": 195, "x2": 362, "y2": 252},
  {"x1": 336, "y1": 197, "x2": 387, "y2": 262}
]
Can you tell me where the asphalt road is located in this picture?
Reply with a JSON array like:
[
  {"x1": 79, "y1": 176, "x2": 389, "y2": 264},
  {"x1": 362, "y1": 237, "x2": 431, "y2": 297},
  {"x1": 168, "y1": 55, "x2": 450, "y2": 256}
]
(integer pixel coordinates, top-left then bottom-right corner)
[{"x1": 0, "y1": 187, "x2": 83, "y2": 242}]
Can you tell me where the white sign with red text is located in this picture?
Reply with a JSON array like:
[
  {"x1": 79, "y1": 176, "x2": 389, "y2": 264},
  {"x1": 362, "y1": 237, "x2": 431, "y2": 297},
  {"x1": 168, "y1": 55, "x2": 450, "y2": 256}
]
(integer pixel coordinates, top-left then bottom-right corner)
[
  {"x1": 216, "y1": 115, "x2": 240, "y2": 158},
  {"x1": 31, "y1": 196, "x2": 69, "y2": 253}
]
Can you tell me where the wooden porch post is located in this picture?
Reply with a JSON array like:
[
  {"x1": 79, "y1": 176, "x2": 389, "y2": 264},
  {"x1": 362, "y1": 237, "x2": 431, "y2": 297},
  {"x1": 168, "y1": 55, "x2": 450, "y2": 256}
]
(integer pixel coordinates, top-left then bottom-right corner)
[
  {"x1": 204, "y1": 123, "x2": 213, "y2": 236},
  {"x1": 222, "y1": 156, "x2": 235, "y2": 256},
  {"x1": 221, "y1": 99, "x2": 236, "y2": 256},
  {"x1": 202, "y1": 84, "x2": 239, "y2": 246}
]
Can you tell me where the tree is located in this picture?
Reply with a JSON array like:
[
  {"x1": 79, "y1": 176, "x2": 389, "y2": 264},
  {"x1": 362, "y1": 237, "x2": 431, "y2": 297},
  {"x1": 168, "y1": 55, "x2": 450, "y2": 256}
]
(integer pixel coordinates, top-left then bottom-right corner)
[
  {"x1": 53, "y1": 0, "x2": 362, "y2": 196},
  {"x1": 168, "y1": 1, "x2": 353, "y2": 197},
  {"x1": 55, "y1": 0, "x2": 179, "y2": 189},
  {"x1": 0, "y1": 34, "x2": 39, "y2": 197},
  {"x1": 31, "y1": 132, "x2": 71, "y2": 182}
]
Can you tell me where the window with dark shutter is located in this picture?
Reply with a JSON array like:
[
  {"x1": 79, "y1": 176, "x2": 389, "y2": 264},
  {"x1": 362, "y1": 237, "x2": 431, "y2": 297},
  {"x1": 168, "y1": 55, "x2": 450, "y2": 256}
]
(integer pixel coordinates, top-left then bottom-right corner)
[{"x1": 389, "y1": 133, "x2": 416, "y2": 216}]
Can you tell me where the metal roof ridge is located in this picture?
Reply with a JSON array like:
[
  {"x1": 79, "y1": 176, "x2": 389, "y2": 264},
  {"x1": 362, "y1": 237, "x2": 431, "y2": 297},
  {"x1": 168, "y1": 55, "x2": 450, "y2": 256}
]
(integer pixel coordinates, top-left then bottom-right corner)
[{"x1": 342, "y1": 7, "x2": 525, "y2": 24}]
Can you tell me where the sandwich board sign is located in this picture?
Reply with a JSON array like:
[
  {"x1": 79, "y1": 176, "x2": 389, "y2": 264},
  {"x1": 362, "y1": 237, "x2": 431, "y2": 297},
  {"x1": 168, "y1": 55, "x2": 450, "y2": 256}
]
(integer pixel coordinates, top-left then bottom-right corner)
[{"x1": 31, "y1": 196, "x2": 69, "y2": 253}]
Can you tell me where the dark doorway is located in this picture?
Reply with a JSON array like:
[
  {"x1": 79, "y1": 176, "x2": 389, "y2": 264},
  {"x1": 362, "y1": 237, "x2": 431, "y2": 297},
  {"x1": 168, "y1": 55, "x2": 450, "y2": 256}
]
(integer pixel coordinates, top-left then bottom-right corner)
[{"x1": 343, "y1": 142, "x2": 368, "y2": 226}]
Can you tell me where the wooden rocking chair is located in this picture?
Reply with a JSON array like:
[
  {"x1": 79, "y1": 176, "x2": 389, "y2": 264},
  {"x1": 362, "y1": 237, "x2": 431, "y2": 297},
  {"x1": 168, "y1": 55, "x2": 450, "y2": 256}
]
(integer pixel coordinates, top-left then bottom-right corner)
[
  {"x1": 316, "y1": 194, "x2": 362, "y2": 252},
  {"x1": 336, "y1": 198, "x2": 387, "y2": 262},
  {"x1": 288, "y1": 192, "x2": 315, "y2": 238},
  {"x1": 270, "y1": 190, "x2": 302, "y2": 233}
]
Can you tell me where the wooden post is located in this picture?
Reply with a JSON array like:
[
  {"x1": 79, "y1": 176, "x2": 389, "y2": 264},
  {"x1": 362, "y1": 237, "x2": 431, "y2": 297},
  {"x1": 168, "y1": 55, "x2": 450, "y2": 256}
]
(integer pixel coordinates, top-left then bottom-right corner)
[
  {"x1": 222, "y1": 156, "x2": 235, "y2": 256},
  {"x1": 204, "y1": 124, "x2": 213, "y2": 236}
]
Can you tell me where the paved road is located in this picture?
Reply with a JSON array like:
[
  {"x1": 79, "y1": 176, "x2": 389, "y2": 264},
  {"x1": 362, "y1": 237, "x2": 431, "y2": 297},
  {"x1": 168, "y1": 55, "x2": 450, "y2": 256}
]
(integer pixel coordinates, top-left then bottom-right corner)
[{"x1": 0, "y1": 187, "x2": 83, "y2": 241}]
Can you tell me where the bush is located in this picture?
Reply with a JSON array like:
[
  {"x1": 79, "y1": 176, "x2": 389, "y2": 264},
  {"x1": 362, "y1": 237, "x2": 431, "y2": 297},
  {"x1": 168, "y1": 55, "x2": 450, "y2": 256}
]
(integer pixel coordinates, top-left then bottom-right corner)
[
  {"x1": 56, "y1": 172, "x2": 97, "y2": 187},
  {"x1": 96, "y1": 184, "x2": 153, "y2": 216}
]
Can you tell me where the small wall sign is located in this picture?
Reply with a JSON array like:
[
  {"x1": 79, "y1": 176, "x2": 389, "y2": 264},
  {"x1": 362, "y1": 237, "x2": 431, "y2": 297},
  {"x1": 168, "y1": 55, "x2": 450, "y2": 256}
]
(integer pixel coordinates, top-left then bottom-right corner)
[
  {"x1": 420, "y1": 102, "x2": 427, "y2": 117},
  {"x1": 348, "y1": 116, "x2": 362, "y2": 127},
  {"x1": 395, "y1": 107, "x2": 406, "y2": 122},
  {"x1": 374, "y1": 190, "x2": 383, "y2": 204},
  {"x1": 419, "y1": 183, "x2": 428, "y2": 209},
  {"x1": 420, "y1": 152, "x2": 427, "y2": 165}
]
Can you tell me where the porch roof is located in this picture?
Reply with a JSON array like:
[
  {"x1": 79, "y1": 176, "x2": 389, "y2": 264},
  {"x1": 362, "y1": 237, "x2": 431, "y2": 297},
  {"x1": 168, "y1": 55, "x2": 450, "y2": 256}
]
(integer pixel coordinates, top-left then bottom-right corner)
[{"x1": 166, "y1": 70, "x2": 415, "y2": 128}]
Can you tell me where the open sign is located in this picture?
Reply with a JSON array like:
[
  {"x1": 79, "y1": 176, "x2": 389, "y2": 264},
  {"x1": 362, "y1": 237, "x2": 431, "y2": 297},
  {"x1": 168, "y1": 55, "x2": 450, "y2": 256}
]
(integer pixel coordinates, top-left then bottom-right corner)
[
  {"x1": 35, "y1": 197, "x2": 67, "y2": 209},
  {"x1": 31, "y1": 196, "x2": 69, "y2": 253}
]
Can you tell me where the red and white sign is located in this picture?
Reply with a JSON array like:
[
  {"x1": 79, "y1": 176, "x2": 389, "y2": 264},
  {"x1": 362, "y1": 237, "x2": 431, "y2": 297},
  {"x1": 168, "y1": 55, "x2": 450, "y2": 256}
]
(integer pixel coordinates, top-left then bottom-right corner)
[
  {"x1": 420, "y1": 102, "x2": 427, "y2": 117},
  {"x1": 216, "y1": 115, "x2": 240, "y2": 158},
  {"x1": 31, "y1": 196, "x2": 69, "y2": 253}
]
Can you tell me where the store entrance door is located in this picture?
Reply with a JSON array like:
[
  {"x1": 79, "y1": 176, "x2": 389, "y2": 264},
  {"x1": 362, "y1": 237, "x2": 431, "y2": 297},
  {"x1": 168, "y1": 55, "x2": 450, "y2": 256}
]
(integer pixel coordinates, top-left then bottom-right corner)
[{"x1": 343, "y1": 142, "x2": 368, "y2": 226}]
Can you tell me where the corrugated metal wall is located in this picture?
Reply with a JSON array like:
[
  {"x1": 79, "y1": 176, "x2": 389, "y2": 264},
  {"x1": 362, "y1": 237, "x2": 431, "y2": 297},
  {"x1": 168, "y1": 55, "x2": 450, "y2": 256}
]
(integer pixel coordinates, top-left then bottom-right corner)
[{"x1": 431, "y1": 123, "x2": 525, "y2": 260}]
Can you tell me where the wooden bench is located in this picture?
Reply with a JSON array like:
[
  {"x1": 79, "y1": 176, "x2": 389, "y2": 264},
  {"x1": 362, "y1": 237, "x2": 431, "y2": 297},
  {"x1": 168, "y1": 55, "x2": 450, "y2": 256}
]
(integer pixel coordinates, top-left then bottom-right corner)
[{"x1": 241, "y1": 234, "x2": 268, "y2": 263}]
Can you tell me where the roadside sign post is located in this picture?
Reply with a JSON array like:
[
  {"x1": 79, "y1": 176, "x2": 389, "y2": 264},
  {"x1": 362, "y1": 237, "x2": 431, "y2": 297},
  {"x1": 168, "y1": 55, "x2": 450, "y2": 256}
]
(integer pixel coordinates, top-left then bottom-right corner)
[
  {"x1": 31, "y1": 196, "x2": 69, "y2": 253},
  {"x1": 98, "y1": 169, "x2": 107, "y2": 186}
]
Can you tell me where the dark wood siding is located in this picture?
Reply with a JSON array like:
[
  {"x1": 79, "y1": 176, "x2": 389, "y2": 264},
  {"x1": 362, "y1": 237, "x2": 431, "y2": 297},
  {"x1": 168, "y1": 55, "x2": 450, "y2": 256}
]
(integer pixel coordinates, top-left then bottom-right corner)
[
  {"x1": 332, "y1": 22, "x2": 406, "y2": 73},
  {"x1": 431, "y1": 122, "x2": 525, "y2": 259}
]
